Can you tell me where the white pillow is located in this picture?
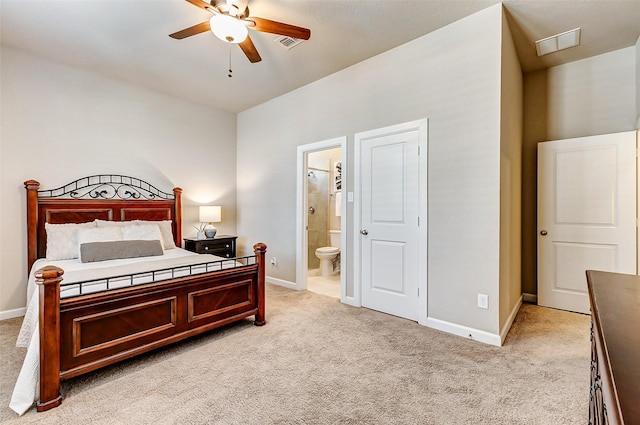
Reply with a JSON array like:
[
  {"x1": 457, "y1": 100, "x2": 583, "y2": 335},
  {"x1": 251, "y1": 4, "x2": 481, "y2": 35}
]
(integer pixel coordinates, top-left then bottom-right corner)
[
  {"x1": 121, "y1": 224, "x2": 164, "y2": 250},
  {"x1": 77, "y1": 226, "x2": 124, "y2": 246},
  {"x1": 96, "y1": 219, "x2": 176, "y2": 249},
  {"x1": 134, "y1": 220, "x2": 176, "y2": 250},
  {"x1": 94, "y1": 219, "x2": 129, "y2": 227},
  {"x1": 45, "y1": 221, "x2": 97, "y2": 260}
]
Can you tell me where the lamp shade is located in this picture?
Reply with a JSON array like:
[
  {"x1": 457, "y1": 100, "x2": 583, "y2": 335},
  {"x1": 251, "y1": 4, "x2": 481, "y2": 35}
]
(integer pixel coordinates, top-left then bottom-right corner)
[
  {"x1": 209, "y1": 14, "x2": 248, "y2": 44},
  {"x1": 199, "y1": 206, "x2": 221, "y2": 223}
]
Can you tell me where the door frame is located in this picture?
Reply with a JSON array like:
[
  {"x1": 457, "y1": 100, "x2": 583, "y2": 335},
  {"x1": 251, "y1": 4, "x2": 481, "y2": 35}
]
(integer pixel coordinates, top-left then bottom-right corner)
[
  {"x1": 296, "y1": 136, "x2": 347, "y2": 301},
  {"x1": 353, "y1": 119, "x2": 428, "y2": 325}
]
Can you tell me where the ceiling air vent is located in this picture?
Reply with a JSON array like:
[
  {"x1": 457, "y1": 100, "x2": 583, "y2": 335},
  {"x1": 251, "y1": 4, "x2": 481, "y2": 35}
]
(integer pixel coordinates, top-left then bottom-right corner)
[
  {"x1": 535, "y1": 28, "x2": 581, "y2": 56},
  {"x1": 275, "y1": 36, "x2": 304, "y2": 50}
]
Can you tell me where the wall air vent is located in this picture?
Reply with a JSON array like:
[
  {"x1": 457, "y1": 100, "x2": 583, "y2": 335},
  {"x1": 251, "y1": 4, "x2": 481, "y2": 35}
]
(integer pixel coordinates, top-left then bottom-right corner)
[{"x1": 275, "y1": 36, "x2": 304, "y2": 50}]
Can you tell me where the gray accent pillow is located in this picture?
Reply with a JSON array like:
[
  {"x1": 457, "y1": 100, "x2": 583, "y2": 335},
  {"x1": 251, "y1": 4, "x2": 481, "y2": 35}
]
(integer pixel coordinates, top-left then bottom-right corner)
[{"x1": 80, "y1": 240, "x2": 163, "y2": 263}]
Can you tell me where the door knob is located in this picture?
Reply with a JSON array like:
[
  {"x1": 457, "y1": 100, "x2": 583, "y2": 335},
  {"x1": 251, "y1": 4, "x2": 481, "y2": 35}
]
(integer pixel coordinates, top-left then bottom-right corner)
[
  {"x1": 540, "y1": 230, "x2": 548, "y2": 236},
  {"x1": 360, "y1": 229, "x2": 368, "y2": 235}
]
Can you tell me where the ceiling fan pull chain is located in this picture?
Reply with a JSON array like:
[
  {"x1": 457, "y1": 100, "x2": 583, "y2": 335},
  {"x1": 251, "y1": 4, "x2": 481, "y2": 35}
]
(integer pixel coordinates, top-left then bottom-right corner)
[{"x1": 228, "y1": 45, "x2": 233, "y2": 78}]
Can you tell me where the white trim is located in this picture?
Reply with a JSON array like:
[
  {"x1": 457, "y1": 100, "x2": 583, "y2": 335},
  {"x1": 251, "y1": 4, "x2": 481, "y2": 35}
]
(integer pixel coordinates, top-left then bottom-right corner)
[
  {"x1": 499, "y1": 295, "x2": 523, "y2": 345},
  {"x1": 0, "y1": 307, "x2": 26, "y2": 321},
  {"x1": 341, "y1": 294, "x2": 359, "y2": 307},
  {"x1": 296, "y1": 137, "x2": 347, "y2": 301},
  {"x1": 353, "y1": 119, "x2": 429, "y2": 322},
  {"x1": 418, "y1": 119, "x2": 429, "y2": 326},
  {"x1": 352, "y1": 133, "x2": 363, "y2": 307},
  {"x1": 266, "y1": 275, "x2": 299, "y2": 290},
  {"x1": 426, "y1": 317, "x2": 502, "y2": 347},
  {"x1": 522, "y1": 293, "x2": 538, "y2": 303}
]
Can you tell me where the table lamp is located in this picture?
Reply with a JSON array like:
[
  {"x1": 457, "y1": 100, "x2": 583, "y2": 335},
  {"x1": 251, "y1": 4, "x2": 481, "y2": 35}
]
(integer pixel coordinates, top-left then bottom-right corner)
[{"x1": 199, "y1": 206, "x2": 221, "y2": 238}]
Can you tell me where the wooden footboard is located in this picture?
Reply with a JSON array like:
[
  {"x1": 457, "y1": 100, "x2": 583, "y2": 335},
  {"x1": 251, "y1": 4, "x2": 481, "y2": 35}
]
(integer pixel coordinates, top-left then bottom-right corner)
[{"x1": 36, "y1": 243, "x2": 266, "y2": 412}]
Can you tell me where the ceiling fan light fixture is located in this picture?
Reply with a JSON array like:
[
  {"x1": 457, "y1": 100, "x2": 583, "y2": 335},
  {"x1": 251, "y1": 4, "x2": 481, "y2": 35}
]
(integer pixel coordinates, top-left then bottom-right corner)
[{"x1": 210, "y1": 14, "x2": 247, "y2": 44}]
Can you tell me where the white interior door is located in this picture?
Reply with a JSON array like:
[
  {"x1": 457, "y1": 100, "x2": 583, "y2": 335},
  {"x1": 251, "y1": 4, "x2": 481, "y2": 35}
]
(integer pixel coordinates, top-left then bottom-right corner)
[
  {"x1": 358, "y1": 127, "x2": 421, "y2": 321},
  {"x1": 538, "y1": 132, "x2": 636, "y2": 314}
]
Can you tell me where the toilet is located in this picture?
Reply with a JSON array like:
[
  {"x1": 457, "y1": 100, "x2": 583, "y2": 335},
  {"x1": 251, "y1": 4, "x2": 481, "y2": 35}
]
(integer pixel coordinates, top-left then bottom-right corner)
[{"x1": 315, "y1": 230, "x2": 341, "y2": 276}]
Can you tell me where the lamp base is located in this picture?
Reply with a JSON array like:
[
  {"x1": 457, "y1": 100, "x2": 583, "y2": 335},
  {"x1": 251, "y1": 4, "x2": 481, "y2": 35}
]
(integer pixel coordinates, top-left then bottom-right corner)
[{"x1": 205, "y1": 226, "x2": 217, "y2": 239}]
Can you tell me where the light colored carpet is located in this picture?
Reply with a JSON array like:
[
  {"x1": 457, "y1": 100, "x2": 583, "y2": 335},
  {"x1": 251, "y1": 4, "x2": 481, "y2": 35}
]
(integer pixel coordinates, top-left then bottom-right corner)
[{"x1": 0, "y1": 284, "x2": 590, "y2": 424}]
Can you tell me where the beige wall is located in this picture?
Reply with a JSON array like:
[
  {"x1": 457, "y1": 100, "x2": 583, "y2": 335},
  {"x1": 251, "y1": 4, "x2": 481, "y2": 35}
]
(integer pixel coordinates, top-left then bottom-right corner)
[
  {"x1": 521, "y1": 70, "x2": 547, "y2": 297},
  {"x1": 546, "y1": 47, "x2": 636, "y2": 140},
  {"x1": 637, "y1": 36, "x2": 640, "y2": 128},
  {"x1": 0, "y1": 47, "x2": 237, "y2": 316},
  {"x1": 521, "y1": 47, "x2": 637, "y2": 296},
  {"x1": 238, "y1": 5, "x2": 506, "y2": 336},
  {"x1": 499, "y1": 11, "x2": 523, "y2": 336}
]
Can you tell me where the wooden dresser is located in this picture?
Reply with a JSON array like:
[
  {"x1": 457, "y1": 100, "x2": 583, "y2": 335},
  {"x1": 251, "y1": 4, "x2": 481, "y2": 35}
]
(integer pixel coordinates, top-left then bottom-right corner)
[{"x1": 586, "y1": 270, "x2": 640, "y2": 425}]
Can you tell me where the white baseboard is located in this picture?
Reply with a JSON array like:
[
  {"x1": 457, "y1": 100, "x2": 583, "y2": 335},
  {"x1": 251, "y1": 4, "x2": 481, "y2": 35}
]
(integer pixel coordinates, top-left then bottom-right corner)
[
  {"x1": 0, "y1": 307, "x2": 26, "y2": 321},
  {"x1": 266, "y1": 275, "x2": 300, "y2": 290},
  {"x1": 500, "y1": 295, "x2": 523, "y2": 345},
  {"x1": 425, "y1": 317, "x2": 502, "y2": 347},
  {"x1": 522, "y1": 293, "x2": 537, "y2": 304}
]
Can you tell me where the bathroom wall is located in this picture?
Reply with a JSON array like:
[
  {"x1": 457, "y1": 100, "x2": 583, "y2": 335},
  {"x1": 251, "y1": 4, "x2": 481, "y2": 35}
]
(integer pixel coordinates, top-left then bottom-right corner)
[{"x1": 307, "y1": 168, "x2": 329, "y2": 269}]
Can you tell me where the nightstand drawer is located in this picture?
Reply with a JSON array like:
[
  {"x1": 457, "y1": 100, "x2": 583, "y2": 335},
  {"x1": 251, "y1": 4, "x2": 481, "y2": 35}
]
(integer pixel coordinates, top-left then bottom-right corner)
[
  {"x1": 183, "y1": 236, "x2": 237, "y2": 258},
  {"x1": 199, "y1": 243, "x2": 232, "y2": 257}
]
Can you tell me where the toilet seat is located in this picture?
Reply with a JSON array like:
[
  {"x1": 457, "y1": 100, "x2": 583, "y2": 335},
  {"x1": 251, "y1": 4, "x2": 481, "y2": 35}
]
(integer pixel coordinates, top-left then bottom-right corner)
[{"x1": 316, "y1": 247, "x2": 340, "y2": 255}]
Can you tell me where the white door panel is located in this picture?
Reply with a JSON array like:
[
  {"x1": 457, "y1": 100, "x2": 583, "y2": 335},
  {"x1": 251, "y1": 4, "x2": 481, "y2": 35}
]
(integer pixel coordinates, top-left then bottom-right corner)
[
  {"x1": 370, "y1": 240, "x2": 406, "y2": 294},
  {"x1": 538, "y1": 132, "x2": 636, "y2": 314}
]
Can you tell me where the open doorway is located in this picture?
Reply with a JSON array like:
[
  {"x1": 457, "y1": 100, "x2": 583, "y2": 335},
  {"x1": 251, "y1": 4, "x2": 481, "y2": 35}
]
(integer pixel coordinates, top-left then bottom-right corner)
[
  {"x1": 296, "y1": 137, "x2": 347, "y2": 301},
  {"x1": 307, "y1": 148, "x2": 342, "y2": 298}
]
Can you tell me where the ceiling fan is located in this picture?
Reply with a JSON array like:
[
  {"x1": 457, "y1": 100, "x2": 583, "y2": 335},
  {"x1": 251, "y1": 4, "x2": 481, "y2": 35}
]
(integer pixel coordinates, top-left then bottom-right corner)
[{"x1": 169, "y1": 0, "x2": 311, "y2": 64}]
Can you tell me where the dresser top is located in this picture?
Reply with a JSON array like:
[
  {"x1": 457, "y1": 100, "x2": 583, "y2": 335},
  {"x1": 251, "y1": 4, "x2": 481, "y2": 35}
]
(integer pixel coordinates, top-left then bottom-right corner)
[{"x1": 587, "y1": 270, "x2": 640, "y2": 424}]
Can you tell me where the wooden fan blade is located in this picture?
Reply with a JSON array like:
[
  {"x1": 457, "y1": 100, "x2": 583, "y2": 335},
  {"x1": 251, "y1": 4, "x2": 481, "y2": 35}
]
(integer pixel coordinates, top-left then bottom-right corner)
[
  {"x1": 169, "y1": 22, "x2": 211, "y2": 39},
  {"x1": 248, "y1": 17, "x2": 310, "y2": 40},
  {"x1": 239, "y1": 35, "x2": 262, "y2": 63},
  {"x1": 185, "y1": 0, "x2": 212, "y2": 11}
]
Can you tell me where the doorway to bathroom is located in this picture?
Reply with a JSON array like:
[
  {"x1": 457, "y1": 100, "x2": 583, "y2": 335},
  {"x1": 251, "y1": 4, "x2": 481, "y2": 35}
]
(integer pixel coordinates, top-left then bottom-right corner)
[{"x1": 296, "y1": 137, "x2": 346, "y2": 301}]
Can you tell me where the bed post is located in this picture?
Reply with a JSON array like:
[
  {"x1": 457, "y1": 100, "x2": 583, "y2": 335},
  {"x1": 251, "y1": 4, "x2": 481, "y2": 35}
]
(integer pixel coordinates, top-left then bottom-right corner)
[
  {"x1": 253, "y1": 243, "x2": 267, "y2": 326},
  {"x1": 24, "y1": 180, "x2": 40, "y2": 274},
  {"x1": 36, "y1": 266, "x2": 64, "y2": 412},
  {"x1": 173, "y1": 187, "x2": 183, "y2": 247}
]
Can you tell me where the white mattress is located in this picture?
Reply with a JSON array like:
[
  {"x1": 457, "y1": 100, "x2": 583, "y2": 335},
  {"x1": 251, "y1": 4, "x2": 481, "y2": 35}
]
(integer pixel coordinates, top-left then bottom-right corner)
[{"x1": 10, "y1": 248, "x2": 237, "y2": 415}]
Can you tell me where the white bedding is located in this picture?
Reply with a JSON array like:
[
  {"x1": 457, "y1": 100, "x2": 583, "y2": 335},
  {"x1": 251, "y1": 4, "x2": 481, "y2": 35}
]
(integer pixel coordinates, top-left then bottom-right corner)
[{"x1": 10, "y1": 248, "x2": 238, "y2": 415}]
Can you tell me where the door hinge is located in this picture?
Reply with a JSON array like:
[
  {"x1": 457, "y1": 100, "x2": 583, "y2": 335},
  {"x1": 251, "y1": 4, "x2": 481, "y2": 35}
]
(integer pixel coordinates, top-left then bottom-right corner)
[
  {"x1": 418, "y1": 287, "x2": 419, "y2": 296},
  {"x1": 418, "y1": 216, "x2": 420, "y2": 226},
  {"x1": 418, "y1": 145, "x2": 421, "y2": 155}
]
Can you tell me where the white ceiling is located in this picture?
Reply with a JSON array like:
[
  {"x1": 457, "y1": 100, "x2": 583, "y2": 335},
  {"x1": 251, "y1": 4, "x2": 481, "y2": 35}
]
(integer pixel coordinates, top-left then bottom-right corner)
[{"x1": 1, "y1": 0, "x2": 639, "y2": 113}]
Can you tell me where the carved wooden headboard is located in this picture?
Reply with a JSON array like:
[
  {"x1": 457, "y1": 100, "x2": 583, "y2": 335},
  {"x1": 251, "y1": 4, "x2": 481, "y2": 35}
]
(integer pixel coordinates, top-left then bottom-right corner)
[{"x1": 25, "y1": 175, "x2": 182, "y2": 273}]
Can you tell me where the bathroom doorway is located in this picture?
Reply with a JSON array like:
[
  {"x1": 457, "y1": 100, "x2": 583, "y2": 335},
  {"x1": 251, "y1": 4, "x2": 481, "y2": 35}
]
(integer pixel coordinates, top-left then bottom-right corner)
[{"x1": 296, "y1": 137, "x2": 346, "y2": 301}]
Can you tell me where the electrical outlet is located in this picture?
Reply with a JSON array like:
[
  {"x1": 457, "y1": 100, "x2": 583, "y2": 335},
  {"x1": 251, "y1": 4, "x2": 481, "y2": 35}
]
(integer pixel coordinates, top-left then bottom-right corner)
[
  {"x1": 477, "y1": 294, "x2": 489, "y2": 309},
  {"x1": 270, "y1": 257, "x2": 277, "y2": 266}
]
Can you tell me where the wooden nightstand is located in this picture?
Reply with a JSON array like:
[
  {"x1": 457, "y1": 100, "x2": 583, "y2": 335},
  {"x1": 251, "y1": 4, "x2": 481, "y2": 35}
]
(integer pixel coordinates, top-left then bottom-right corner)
[{"x1": 183, "y1": 235, "x2": 237, "y2": 258}]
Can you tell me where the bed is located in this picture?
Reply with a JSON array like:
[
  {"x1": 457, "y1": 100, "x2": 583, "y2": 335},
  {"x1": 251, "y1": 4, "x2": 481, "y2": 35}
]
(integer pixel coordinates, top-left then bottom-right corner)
[{"x1": 10, "y1": 175, "x2": 266, "y2": 415}]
